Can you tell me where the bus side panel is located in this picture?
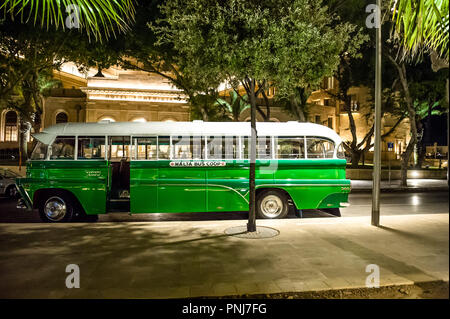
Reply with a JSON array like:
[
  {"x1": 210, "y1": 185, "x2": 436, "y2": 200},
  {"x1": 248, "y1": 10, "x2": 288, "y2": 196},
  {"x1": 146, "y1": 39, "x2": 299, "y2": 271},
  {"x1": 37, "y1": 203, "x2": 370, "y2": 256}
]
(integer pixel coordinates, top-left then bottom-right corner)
[
  {"x1": 157, "y1": 160, "x2": 207, "y2": 213},
  {"x1": 30, "y1": 160, "x2": 108, "y2": 215},
  {"x1": 130, "y1": 161, "x2": 158, "y2": 213},
  {"x1": 206, "y1": 161, "x2": 249, "y2": 212},
  {"x1": 272, "y1": 159, "x2": 350, "y2": 209}
]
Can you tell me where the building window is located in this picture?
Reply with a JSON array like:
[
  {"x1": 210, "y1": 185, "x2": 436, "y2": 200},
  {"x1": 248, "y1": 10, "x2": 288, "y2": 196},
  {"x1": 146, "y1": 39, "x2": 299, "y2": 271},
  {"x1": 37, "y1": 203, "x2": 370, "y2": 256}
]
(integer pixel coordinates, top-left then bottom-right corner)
[
  {"x1": 315, "y1": 115, "x2": 321, "y2": 124},
  {"x1": 327, "y1": 117, "x2": 333, "y2": 129},
  {"x1": 350, "y1": 95, "x2": 360, "y2": 112},
  {"x1": 323, "y1": 99, "x2": 332, "y2": 107},
  {"x1": 4, "y1": 111, "x2": 18, "y2": 142},
  {"x1": 56, "y1": 112, "x2": 68, "y2": 124}
]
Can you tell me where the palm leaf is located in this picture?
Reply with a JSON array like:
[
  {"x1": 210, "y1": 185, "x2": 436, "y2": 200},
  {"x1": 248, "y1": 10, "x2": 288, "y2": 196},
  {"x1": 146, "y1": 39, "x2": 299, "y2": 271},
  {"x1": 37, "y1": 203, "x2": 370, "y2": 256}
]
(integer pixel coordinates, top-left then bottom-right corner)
[
  {"x1": 391, "y1": 0, "x2": 449, "y2": 62},
  {"x1": 1, "y1": 0, "x2": 135, "y2": 41}
]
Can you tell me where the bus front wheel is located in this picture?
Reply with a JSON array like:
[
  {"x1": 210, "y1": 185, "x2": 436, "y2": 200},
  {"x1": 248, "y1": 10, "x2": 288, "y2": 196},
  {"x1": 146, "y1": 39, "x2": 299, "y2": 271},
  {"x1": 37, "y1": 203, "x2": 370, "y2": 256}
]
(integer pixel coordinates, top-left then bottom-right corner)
[
  {"x1": 39, "y1": 194, "x2": 74, "y2": 223},
  {"x1": 256, "y1": 190, "x2": 289, "y2": 219}
]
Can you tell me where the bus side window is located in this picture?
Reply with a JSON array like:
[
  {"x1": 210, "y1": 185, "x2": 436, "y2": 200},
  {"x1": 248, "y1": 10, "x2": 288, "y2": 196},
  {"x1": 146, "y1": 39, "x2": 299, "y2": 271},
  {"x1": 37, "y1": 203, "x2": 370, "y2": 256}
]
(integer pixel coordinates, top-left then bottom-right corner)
[
  {"x1": 207, "y1": 136, "x2": 238, "y2": 159},
  {"x1": 275, "y1": 137, "x2": 305, "y2": 159},
  {"x1": 257, "y1": 136, "x2": 271, "y2": 159},
  {"x1": 134, "y1": 137, "x2": 157, "y2": 160},
  {"x1": 109, "y1": 136, "x2": 131, "y2": 161},
  {"x1": 241, "y1": 136, "x2": 272, "y2": 159},
  {"x1": 172, "y1": 136, "x2": 203, "y2": 160},
  {"x1": 158, "y1": 136, "x2": 171, "y2": 159},
  {"x1": 306, "y1": 137, "x2": 335, "y2": 159},
  {"x1": 50, "y1": 136, "x2": 75, "y2": 160},
  {"x1": 78, "y1": 136, "x2": 105, "y2": 159}
]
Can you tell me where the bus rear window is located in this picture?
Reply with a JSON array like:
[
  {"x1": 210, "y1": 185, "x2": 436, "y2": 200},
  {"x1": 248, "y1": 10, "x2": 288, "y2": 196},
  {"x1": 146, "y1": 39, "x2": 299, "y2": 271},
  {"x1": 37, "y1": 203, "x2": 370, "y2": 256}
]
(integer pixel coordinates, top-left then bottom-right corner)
[{"x1": 306, "y1": 137, "x2": 334, "y2": 159}]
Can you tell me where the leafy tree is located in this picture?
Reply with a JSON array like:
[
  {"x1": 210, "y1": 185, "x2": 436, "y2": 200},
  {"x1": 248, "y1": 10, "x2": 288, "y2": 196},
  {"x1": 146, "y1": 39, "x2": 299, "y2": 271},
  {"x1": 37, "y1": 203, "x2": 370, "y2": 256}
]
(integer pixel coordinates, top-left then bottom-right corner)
[
  {"x1": 214, "y1": 91, "x2": 251, "y2": 122},
  {"x1": 276, "y1": 86, "x2": 312, "y2": 122},
  {"x1": 153, "y1": 0, "x2": 357, "y2": 231},
  {"x1": 0, "y1": 20, "x2": 74, "y2": 160},
  {"x1": 0, "y1": 0, "x2": 136, "y2": 161}
]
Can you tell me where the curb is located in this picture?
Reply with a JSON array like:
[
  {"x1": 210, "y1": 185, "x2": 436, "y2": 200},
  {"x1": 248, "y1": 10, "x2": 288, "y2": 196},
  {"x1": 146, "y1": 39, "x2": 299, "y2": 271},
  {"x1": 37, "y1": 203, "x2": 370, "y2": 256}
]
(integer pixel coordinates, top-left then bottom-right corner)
[{"x1": 351, "y1": 187, "x2": 449, "y2": 193}]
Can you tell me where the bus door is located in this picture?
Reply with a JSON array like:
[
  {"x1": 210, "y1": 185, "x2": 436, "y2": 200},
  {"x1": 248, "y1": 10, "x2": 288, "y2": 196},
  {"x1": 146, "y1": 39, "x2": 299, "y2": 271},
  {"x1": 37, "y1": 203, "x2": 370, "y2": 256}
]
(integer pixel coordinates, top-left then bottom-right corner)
[
  {"x1": 107, "y1": 136, "x2": 131, "y2": 211},
  {"x1": 130, "y1": 136, "x2": 158, "y2": 213}
]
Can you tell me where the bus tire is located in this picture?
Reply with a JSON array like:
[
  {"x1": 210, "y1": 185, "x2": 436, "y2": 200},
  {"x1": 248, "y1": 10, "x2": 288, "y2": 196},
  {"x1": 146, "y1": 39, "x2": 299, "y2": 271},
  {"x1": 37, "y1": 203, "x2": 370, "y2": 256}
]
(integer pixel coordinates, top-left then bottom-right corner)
[
  {"x1": 256, "y1": 190, "x2": 289, "y2": 219},
  {"x1": 39, "y1": 193, "x2": 74, "y2": 223}
]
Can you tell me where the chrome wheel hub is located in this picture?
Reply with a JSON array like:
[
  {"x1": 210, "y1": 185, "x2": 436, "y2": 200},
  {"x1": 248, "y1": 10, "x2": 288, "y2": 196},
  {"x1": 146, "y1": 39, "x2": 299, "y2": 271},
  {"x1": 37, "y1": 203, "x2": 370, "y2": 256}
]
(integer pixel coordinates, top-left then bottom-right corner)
[
  {"x1": 260, "y1": 195, "x2": 283, "y2": 218},
  {"x1": 44, "y1": 196, "x2": 67, "y2": 221}
]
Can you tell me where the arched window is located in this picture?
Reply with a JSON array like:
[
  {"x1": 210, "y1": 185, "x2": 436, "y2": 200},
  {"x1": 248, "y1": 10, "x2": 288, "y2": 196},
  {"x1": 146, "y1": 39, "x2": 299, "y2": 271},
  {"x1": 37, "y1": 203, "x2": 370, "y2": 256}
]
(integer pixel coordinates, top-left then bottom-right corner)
[
  {"x1": 4, "y1": 111, "x2": 18, "y2": 142},
  {"x1": 132, "y1": 117, "x2": 147, "y2": 123},
  {"x1": 56, "y1": 112, "x2": 68, "y2": 124}
]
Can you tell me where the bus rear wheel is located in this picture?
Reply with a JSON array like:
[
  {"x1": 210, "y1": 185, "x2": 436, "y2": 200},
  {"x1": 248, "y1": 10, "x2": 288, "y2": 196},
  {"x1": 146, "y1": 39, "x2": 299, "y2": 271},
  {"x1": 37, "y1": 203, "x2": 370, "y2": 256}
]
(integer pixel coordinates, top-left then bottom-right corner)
[
  {"x1": 39, "y1": 194, "x2": 74, "y2": 223},
  {"x1": 256, "y1": 190, "x2": 289, "y2": 219}
]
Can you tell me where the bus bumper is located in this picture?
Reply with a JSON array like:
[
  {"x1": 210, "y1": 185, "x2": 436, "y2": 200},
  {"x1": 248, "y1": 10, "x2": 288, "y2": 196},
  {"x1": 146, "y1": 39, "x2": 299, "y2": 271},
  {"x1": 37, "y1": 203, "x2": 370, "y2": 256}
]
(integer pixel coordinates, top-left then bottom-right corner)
[{"x1": 340, "y1": 202, "x2": 350, "y2": 208}]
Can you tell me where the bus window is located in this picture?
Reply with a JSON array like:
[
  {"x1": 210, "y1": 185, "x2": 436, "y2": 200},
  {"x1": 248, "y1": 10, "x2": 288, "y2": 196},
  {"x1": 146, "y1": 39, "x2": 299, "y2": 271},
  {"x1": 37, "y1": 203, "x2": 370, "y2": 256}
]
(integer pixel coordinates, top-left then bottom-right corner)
[
  {"x1": 242, "y1": 136, "x2": 272, "y2": 159},
  {"x1": 50, "y1": 137, "x2": 75, "y2": 159},
  {"x1": 30, "y1": 141, "x2": 48, "y2": 160},
  {"x1": 257, "y1": 136, "x2": 272, "y2": 159},
  {"x1": 78, "y1": 136, "x2": 106, "y2": 159},
  {"x1": 306, "y1": 137, "x2": 335, "y2": 159},
  {"x1": 172, "y1": 136, "x2": 203, "y2": 160},
  {"x1": 134, "y1": 137, "x2": 157, "y2": 160},
  {"x1": 158, "y1": 136, "x2": 171, "y2": 159},
  {"x1": 276, "y1": 137, "x2": 305, "y2": 159},
  {"x1": 109, "y1": 136, "x2": 130, "y2": 160},
  {"x1": 207, "y1": 136, "x2": 238, "y2": 159},
  {"x1": 336, "y1": 143, "x2": 346, "y2": 159}
]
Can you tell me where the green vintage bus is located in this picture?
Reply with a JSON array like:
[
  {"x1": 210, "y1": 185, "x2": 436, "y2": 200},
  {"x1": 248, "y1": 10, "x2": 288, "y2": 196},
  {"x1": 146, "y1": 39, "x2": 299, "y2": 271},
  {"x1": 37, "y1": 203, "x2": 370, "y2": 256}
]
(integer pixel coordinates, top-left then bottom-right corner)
[{"x1": 16, "y1": 121, "x2": 350, "y2": 222}]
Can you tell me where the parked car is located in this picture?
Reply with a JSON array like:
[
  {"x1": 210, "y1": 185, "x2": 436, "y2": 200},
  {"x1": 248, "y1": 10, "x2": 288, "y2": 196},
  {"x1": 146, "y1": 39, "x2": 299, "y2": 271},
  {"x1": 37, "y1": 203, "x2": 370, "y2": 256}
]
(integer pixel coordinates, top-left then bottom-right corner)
[{"x1": 0, "y1": 168, "x2": 20, "y2": 198}]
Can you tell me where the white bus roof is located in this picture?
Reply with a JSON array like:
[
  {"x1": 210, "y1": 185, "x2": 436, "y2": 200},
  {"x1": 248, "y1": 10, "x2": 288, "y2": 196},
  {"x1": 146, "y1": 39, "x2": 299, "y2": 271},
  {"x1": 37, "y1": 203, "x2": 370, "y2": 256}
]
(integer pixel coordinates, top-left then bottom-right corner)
[{"x1": 33, "y1": 121, "x2": 343, "y2": 145}]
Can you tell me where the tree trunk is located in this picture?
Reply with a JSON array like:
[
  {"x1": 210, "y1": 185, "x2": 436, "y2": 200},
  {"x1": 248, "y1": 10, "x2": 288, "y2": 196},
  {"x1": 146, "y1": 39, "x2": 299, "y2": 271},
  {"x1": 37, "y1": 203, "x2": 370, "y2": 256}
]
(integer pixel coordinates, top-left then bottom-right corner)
[
  {"x1": 18, "y1": 120, "x2": 29, "y2": 170},
  {"x1": 388, "y1": 55, "x2": 418, "y2": 188},
  {"x1": 401, "y1": 137, "x2": 415, "y2": 186},
  {"x1": 247, "y1": 78, "x2": 257, "y2": 232},
  {"x1": 350, "y1": 150, "x2": 361, "y2": 168},
  {"x1": 199, "y1": 106, "x2": 209, "y2": 121}
]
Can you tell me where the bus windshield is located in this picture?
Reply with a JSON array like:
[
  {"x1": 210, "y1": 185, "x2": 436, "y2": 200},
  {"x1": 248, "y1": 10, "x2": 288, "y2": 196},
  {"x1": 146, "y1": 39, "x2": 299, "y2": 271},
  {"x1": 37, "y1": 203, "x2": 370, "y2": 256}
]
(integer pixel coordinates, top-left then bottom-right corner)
[{"x1": 30, "y1": 142, "x2": 48, "y2": 160}]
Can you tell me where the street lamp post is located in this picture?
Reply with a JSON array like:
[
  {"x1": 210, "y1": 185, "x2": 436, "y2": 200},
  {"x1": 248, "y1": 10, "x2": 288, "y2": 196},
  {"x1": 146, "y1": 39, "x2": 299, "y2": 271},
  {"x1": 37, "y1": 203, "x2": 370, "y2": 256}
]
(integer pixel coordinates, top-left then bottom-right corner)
[{"x1": 372, "y1": 0, "x2": 382, "y2": 227}]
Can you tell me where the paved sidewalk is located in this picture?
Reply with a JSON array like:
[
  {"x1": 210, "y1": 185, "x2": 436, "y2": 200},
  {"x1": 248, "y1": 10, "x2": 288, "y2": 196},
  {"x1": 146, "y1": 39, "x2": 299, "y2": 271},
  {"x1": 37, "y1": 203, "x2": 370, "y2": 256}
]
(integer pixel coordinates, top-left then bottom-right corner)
[
  {"x1": 0, "y1": 213, "x2": 448, "y2": 298},
  {"x1": 351, "y1": 179, "x2": 448, "y2": 192}
]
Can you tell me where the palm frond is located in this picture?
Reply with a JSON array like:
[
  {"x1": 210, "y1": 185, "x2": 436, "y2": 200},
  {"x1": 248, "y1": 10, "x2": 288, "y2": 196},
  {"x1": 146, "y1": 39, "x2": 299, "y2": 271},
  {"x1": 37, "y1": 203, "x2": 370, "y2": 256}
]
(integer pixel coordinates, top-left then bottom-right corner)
[
  {"x1": 391, "y1": 0, "x2": 449, "y2": 62},
  {"x1": 1, "y1": 0, "x2": 136, "y2": 41}
]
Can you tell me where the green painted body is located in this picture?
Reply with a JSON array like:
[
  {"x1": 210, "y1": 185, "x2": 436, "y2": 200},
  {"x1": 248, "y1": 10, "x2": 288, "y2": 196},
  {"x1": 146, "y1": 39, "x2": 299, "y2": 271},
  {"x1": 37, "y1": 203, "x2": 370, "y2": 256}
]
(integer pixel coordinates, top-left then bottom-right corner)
[{"x1": 16, "y1": 159, "x2": 350, "y2": 215}]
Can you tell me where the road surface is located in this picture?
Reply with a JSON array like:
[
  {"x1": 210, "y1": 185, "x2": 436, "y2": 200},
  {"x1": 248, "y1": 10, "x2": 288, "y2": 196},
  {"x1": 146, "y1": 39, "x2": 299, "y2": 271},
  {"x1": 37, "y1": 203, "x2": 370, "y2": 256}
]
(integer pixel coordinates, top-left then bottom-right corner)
[{"x1": 0, "y1": 191, "x2": 447, "y2": 223}]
